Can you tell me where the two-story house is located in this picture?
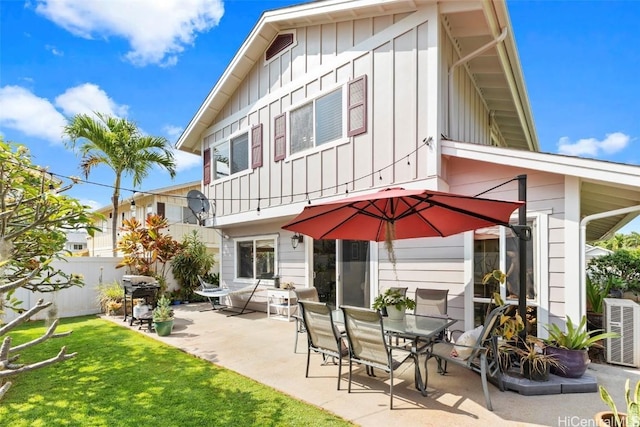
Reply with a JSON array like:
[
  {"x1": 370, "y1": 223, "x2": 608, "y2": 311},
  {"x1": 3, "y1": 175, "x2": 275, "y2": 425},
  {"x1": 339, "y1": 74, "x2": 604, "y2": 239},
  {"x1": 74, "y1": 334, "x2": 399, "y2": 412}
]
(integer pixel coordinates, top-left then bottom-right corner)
[
  {"x1": 176, "y1": 0, "x2": 640, "y2": 333},
  {"x1": 88, "y1": 181, "x2": 220, "y2": 261}
]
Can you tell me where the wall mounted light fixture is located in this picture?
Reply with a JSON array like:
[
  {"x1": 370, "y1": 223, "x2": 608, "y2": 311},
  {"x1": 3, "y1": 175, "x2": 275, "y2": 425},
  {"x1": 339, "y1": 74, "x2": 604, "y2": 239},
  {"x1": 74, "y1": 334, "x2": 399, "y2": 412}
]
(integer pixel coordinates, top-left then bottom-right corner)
[{"x1": 291, "y1": 233, "x2": 304, "y2": 249}]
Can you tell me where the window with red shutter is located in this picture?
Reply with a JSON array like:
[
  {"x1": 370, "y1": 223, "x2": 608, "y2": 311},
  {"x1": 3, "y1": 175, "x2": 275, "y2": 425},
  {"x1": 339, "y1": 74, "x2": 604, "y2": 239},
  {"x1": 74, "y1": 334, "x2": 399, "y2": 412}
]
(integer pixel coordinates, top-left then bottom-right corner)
[
  {"x1": 274, "y1": 114, "x2": 286, "y2": 161},
  {"x1": 347, "y1": 75, "x2": 367, "y2": 137},
  {"x1": 251, "y1": 124, "x2": 263, "y2": 168},
  {"x1": 203, "y1": 148, "x2": 211, "y2": 185}
]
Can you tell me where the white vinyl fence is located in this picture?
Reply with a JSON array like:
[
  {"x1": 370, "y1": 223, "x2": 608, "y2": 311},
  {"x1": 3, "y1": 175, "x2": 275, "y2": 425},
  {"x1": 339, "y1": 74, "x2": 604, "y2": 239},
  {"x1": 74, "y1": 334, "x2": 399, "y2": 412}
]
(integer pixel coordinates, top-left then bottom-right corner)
[{"x1": 3, "y1": 258, "x2": 124, "y2": 323}]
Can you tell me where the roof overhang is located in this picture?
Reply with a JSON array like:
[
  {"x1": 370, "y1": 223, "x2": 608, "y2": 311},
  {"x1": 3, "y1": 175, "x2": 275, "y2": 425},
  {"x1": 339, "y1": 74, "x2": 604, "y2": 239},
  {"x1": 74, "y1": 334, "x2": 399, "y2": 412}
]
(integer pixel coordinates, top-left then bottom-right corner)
[
  {"x1": 177, "y1": 0, "x2": 538, "y2": 154},
  {"x1": 442, "y1": 140, "x2": 640, "y2": 241}
]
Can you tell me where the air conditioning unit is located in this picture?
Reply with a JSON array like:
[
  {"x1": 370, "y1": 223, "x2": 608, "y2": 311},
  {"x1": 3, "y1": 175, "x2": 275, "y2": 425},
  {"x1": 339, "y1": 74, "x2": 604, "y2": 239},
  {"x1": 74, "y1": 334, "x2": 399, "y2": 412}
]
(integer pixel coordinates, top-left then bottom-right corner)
[{"x1": 603, "y1": 298, "x2": 640, "y2": 368}]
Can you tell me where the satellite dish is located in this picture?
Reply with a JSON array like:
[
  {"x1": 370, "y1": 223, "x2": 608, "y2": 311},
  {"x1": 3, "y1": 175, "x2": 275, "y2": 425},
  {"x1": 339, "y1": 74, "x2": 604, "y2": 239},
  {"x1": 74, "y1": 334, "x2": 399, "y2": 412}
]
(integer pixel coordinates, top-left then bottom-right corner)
[{"x1": 187, "y1": 190, "x2": 210, "y2": 225}]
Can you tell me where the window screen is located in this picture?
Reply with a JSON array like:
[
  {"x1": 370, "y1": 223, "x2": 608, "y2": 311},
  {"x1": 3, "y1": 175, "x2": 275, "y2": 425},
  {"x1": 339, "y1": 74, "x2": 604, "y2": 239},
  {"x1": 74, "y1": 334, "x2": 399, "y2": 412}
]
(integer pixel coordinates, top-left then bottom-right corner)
[
  {"x1": 231, "y1": 133, "x2": 249, "y2": 174},
  {"x1": 316, "y1": 88, "x2": 342, "y2": 146},
  {"x1": 290, "y1": 102, "x2": 313, "y2": 154}
]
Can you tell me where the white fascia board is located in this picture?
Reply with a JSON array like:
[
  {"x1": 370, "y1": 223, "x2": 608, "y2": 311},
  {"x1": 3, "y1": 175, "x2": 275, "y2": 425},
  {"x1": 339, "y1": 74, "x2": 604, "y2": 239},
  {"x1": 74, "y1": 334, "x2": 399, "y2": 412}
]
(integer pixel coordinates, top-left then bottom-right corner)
[
  {"x1": 442, "y1": 140, "x2": 640, "y2": 187},
  {"x1": 483, "y1": 0, "x2": 539, "y2": 151}
]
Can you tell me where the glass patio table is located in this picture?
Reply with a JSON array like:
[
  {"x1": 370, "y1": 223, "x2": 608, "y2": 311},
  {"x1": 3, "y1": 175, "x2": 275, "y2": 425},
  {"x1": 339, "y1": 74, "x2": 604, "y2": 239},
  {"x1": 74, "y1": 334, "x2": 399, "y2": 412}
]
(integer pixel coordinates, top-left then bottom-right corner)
[{"x1": 334, "y1": 310, "x2": 456, "y2": 396}]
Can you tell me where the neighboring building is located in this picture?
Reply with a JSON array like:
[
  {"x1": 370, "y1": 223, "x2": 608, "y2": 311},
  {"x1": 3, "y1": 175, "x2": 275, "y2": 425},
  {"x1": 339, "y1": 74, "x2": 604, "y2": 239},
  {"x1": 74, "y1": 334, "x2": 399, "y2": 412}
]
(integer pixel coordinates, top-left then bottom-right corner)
[
  {"x1": 64, "y1": 231, "x2": 88, "y2": 255},
  {"x1": 585, "y1": 245, "x2": 614, "y2": 264},
  {"x1": 176, "y1": 0, "x2": 640, "y2": 334},
  {"x1": 88, "y1": 181, "x2": 220, "y2": 260}
]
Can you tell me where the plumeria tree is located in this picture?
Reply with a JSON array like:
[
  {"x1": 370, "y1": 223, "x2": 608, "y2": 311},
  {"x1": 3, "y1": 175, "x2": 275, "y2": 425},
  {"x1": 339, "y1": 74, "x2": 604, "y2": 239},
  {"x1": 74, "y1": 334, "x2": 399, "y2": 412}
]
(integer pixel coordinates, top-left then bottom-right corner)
[{"x1": 0, "y1": 139, "x2": 99, "y2": 400}]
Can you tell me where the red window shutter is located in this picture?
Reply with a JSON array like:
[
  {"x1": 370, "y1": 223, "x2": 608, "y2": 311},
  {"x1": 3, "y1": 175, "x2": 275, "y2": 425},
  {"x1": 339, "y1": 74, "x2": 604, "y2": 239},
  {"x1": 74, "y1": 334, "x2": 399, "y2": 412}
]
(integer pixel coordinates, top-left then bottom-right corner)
[
  {"x1": 203, "y1": 148, "x2": 211, "y2": 185},
  {"x1": 347, "y1": 75, "x2": 367, "y2": 137},
  {"x1": 157, "y1": 202, "x2": 165, "y2": 218},
  {"x1": 274, "y1": 113, "x2": 286, "y2": 161},
  {"x1": 251, "y1": 124, "x2": 263, "y2": 168}
]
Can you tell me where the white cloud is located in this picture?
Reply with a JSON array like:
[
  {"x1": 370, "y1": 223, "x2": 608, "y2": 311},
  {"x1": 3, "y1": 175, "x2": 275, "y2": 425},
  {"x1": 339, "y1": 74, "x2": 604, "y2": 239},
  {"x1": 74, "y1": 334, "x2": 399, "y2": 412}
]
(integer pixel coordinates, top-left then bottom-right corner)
[
  {"x1": 557, "y1": 132, "x2": 631, "y2": 157},
  {"x1": 79, "y1": 199, "x2": 102, "y2": 210},
  {"x1": 34, "y1": 0, "x2": 224, "y2": 67},
  {"x1": 0, "y1": 85, "x2": 67, "y2": 142},
  {"x1": 163, "y1": 124, "x2": 183, "y2": 140},
  {"x1": 45, "y1": 44, "x2": 64, "y2": 56},
  {"x1": 55, "y1": 83, "x2": 129, "y2": 118},
  {"x1": 0, "y1": 84, "x2": 128, "y2": 144},
  {"x1": 172, "y1": 148, "x2": 201, "y2": 172},
  {"x1": 162, "y1": 124, "x2": 199, "y2": 171}
]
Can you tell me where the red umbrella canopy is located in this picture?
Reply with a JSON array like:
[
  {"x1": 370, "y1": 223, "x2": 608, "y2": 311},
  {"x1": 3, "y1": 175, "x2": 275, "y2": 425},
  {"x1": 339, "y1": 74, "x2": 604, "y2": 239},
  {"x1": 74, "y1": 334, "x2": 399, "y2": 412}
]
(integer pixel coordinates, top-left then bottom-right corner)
[{"x1": 282, "y1": 187, "x2": 524, "y2": 241}]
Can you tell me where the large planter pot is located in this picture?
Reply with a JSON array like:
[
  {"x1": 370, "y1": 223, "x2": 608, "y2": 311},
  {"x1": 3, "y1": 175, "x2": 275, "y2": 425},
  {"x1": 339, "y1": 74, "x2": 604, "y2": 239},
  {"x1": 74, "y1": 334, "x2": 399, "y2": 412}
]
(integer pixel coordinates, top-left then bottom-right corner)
[
  {"x1": 522, "y1": 359, "x2": 550, "y2": 382},
  {"x1": 594, "y1": 411, "x2": 626, "y2": 427},
  {"x1": 154, "y1": 319, "x2": 174, "y2": 336},
  {"x1": 386, "y1": 306, "x2": 406, "y2": 321},
  {"x1": 545, "y1": 346, "x2": 590, "y2": 378}
]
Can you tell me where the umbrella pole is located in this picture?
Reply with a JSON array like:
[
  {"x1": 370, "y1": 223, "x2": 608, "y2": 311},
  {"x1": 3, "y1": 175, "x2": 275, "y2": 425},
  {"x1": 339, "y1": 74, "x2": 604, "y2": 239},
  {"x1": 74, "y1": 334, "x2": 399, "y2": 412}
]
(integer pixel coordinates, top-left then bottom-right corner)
[{"x1": 517, "y1": 175, "x2": 528, "y2": 339}]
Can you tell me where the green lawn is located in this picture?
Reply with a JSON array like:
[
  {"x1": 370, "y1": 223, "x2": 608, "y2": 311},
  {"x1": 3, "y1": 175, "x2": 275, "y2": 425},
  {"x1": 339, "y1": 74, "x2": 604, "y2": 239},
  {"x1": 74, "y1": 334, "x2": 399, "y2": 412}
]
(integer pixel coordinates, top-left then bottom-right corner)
[{"x1": 1, "y1": 316, "x2": 353, "y2": 427}]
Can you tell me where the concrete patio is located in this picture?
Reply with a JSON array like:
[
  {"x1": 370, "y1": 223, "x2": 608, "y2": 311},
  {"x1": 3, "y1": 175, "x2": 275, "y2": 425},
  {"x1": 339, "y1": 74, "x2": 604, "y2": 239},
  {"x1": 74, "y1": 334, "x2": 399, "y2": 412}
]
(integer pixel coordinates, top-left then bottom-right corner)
[{"x1": 105, "y1": 303, "x2": 639, "y2": 427}]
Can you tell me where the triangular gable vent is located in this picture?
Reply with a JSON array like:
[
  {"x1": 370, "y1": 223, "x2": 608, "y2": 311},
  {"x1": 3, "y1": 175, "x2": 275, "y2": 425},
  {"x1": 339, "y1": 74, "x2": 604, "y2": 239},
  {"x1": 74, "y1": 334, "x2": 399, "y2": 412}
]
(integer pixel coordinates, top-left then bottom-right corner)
[{"x1": 265, "y1": 31, "x2": 295, "y2": 62}]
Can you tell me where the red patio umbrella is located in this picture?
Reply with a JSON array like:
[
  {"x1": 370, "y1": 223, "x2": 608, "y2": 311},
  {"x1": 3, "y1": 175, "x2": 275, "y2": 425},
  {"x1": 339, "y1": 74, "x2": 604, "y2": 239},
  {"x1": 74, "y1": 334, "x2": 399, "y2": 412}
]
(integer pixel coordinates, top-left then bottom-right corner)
[{"x1": 282, "y1": 187, "x2": 523, "y2": 241}]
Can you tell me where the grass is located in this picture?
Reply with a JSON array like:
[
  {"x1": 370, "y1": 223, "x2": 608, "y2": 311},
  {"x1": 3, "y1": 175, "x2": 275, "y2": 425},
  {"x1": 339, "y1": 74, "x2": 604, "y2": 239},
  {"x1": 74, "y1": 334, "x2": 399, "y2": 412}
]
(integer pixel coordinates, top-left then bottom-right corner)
[{"x1": 0, "y1": 316, "x2": 353, "y2": 427}]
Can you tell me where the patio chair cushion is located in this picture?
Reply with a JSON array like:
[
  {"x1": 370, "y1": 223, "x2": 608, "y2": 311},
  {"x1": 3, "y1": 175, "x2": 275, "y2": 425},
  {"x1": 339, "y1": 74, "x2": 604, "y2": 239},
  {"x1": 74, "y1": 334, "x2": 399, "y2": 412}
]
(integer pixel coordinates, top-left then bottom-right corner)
[{"x1": 452, "y1": 326, "x2": 482, "y2": 360}]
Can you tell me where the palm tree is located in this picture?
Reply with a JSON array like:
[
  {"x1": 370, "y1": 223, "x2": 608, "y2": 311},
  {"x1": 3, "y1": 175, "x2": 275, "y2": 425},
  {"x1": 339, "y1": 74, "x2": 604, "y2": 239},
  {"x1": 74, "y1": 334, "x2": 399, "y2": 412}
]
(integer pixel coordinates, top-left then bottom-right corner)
[
  {"x1": 625, "y1": 231, "x2": 640, "y2": 249},
  {"x1": 64, "y1": 113, "x2": 176, "y2": 256}
]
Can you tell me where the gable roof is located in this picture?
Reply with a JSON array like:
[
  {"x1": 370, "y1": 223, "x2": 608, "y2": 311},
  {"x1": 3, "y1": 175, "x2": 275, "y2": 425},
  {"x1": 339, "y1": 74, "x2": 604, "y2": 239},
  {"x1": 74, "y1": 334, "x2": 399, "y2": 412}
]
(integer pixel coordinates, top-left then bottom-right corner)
[
  {"x1": 176, "y1": 0, "x2": 538, "y2": 154},
  {"x1": 442, "y1": 140, "x2": 640, "y2": 241}
]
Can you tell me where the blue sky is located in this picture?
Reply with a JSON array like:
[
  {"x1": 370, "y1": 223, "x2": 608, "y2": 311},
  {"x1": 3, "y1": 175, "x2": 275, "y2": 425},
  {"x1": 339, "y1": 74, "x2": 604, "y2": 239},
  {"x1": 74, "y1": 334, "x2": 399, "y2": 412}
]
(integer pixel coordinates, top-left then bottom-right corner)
[{"x1": 1, "y1": 0, "x2": 638, "y2": 233}]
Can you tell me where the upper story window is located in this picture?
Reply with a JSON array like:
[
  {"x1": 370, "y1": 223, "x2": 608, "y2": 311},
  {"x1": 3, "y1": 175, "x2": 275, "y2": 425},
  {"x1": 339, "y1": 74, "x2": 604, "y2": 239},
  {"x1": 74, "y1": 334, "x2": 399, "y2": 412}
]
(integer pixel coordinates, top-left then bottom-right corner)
[
  {"x1": 274, "y1": 75, "x2": 367, "y2": 161},
  {"x1": 290, "y1": 87, "x2": 343, "y2": 155},
  {"x1": 205, "y1": 131, "x2": 250, "y2": 181}
]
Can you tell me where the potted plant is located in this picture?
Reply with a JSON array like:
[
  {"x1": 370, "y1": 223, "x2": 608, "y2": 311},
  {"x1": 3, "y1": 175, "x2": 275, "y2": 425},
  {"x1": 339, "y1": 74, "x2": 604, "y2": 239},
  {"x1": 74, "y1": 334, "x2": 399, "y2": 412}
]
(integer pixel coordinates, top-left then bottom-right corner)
[
  {"x1": 545, "y1": 315, "x2": 619, "y2": 378},
  {"x1": 152, "y1": 295, "x2": 174, "y2": 336},
  {"x1": 502, "y1": 336, "x2": 564, "y2": 381},
  {"x1": 482, "y1": 270, "x2": 524, "y2": 341},
  {"x1": 596, "y1": 379, "x2": 639, "y2": 427},
  {"x1": 373, "y1": 288, "x2": 416, "y2": 320}
]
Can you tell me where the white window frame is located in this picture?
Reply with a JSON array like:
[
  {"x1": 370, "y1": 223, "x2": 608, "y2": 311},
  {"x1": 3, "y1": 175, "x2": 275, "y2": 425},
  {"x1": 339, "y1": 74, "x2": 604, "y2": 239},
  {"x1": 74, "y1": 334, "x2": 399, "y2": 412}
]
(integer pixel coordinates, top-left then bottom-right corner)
[
  {"x1": 209, "y1": 129, "x2": 253, "y2": 183},
  {"x1": 233, "y1": 234, "x2": 279, "y2": 284},
  {"x1": 285, "y1": 83, "x2": 348, "y2": 161},
  {"x1": 465, "y1": 212, "x2": 550, "y2": 337}
]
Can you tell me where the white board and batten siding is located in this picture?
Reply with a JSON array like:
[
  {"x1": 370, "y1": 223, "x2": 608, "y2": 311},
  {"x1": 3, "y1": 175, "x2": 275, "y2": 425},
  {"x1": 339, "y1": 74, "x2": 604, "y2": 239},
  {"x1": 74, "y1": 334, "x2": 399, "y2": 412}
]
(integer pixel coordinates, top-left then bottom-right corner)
[
  {"x1": 203, "y1": 7, "x2": 444, "y2": 220},
  {"x1": 442, "y1": 27, "x2": 492, "y2": 146}
]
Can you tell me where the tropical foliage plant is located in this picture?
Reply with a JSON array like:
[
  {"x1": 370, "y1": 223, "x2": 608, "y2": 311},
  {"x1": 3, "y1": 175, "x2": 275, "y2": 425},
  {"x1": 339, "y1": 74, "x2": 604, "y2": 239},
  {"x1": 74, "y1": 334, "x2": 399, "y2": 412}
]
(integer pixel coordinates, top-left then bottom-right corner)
[
  {"x1": 170, "y1": 231, "x2": 216, "y2": 302},
  {"x1": 502, "y1": 335, "x2": 564, "y2": 378},
  {"x1": 96, "y1": 280, "x2": 124, "y2": 314},
  {"x1": 599, "y1": 379, "x2": 640, "y2": 427},
  {"x1": 545, "y1": 315, "x2": 618, "y2": 350},
  {"x1": 116, "y1": 215, "x2": 181, "y2": 294},
  {"x1": 482, "y1": 269, "x2": 524, "y2": 340},
  {"x1": 588, "y1": 249, "x2": 640, "y2": 296},
  {"x1": 372, "y1": 288, "x2": 415, "y2": 311},
  {"x1": 64, "y1": 113, "x2": 176, "y2": 256}
]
